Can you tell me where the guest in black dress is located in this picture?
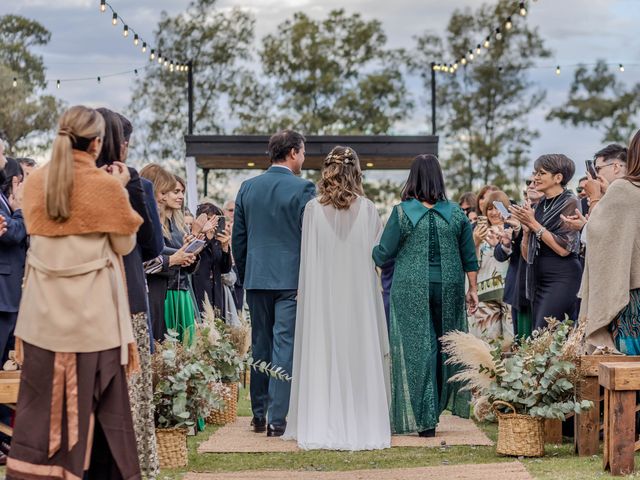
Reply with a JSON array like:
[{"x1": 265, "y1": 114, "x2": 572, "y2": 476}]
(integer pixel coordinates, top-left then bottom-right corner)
[
  {"x1": 510, "y1": 154, "x2": 582, "y2": 331},
  {"x1": 192, "y1": 202, "x2": 233, "y2": 317}
]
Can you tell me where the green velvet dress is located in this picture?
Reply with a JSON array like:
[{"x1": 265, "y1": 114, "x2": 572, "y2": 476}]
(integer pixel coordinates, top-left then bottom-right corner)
[{"x1": 373, "y1": 199, "x2": 478, "y2": 434}]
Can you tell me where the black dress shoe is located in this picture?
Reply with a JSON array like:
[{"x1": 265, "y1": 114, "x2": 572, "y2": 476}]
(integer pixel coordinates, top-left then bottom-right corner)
[
  {"x1": 267, "y1": 424, "x2": 286, "y2": 437},
  {"x1": 418, "y1": 428, "x2": 436, "y2": 438},
  {"x1": 251, "y1": 417, "x2": 266, "y2": 433},
  {"x1": 0, "y1": 441, "x2": 10, "y2": 455}
]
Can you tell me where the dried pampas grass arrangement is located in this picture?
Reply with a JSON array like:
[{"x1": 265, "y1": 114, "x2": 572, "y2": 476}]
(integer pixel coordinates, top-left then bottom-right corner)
[
  {"x1": 229, "y1": 318, "x2": 251, "y2": 357},
  {"x1": 441, "y1": 330, "x2": 497, "y2": 392}
]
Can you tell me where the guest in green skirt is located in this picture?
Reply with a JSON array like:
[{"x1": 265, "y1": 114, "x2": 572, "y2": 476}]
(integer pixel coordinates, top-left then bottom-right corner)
[{"x1": 373, "y1": 154, "x2": 479, "y2": 437}]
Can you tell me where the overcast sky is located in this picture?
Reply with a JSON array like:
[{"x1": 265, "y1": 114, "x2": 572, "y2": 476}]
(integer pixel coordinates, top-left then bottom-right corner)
[{"x1": 1, "y1": 0, "x2": 639, "y2": 181}]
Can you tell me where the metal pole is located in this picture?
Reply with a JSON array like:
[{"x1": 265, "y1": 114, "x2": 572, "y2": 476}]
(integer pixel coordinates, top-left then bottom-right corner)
[
  {"x1": 203, "y1": 168, "x2": 209, "y2": 197},
  {"x1": 430, "y1": 62, "x2": 436, "y2": 135},
  {"x1": 187, "y1": 59, "x2": 194, "y2": 135}
]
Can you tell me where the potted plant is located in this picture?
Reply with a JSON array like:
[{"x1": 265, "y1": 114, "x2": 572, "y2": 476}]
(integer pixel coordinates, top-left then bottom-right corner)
[
  {"x1": 442, "y1": 318, "x2": 592, "y2": 457},
  {"x1": 152, "y1": 331, "x2": 224, "y2": 468}
]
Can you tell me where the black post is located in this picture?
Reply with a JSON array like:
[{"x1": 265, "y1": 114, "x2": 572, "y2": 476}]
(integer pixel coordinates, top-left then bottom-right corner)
[
  {"x1": 187, "y1": 59, "x2": 194, "y2": 135},
  {"x1": 203, "y1": 168, "x2": 209, "y2": 197},
  {"x1": 430, "y1": 62, "x2": 436, "y2": 135}
]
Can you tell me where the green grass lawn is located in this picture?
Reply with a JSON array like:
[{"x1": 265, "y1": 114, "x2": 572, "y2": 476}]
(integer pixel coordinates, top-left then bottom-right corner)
[{"x1": 159, "y1": 388, "x2": 640, "y2": 479}]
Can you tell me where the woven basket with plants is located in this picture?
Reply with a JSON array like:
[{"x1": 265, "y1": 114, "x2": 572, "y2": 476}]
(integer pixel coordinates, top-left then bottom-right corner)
[
  {"x1": 441, "y1": 317, "x2": 593, "y2": 458},
  {"x1": 152, "y1": 331, "x2": 224, "y2": 468}
]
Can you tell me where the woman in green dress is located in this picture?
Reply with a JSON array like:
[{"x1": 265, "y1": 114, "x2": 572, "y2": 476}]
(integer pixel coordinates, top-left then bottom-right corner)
[{"x1": 373, "y1": 154, "x2": 479, "y2": 437}]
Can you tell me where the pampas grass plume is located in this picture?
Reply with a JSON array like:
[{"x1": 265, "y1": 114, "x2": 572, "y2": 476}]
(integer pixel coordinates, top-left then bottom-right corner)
[{"x1": 441, "y1": 330, "x2": 496, "y2": 391}]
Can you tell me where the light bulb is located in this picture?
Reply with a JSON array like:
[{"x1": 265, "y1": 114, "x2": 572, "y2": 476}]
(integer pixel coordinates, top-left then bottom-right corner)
[
  {"x1": 12, "y1": 77, "x2": 17, "y2": 88},
  {"x1": 170, "y1": 61, "x2": 174, "y2": 72},
  {"x1": 555, "y1": 65, "x2": 561, "y2": 75},
  {"x1": 619, "y1": 64, "x2": 625, "y2": 72},
  {"x1": 185, "y1": 64, "x2": 189, "y2": 72},
  {"x1": 56, "y1": 80, "x2": 60, "y2": 89},
  {"x1": 133, "y1": 34, "x2": 139, "y2": 46},
  {"x1": 97, "y1": 76, "x2": 101, "y2": 84},
  {"x1": 123, "y1": 25, "x2": 129, "y2": 37},
  {"x1": 112, "y1": 13, "x2": 117, "y2": 25},
  {"x1": 519, "y1": 2, "x2": 527, "y2": 16},
  {"x1": 461, "y1": 57, "x2": 467, "y2": 66},
  {"x1": 483, "y1": 37, "x2": 490, "y2": 48},
  {"x1": 468, "y1": 50, "x2": 474, "y2": 61},
  {"x1": 142, "y1": 42, "x2": 147, "y2": 53},
  {"x1": 495, "y1": 28, "x2": 503, "y2": 40},
  {"x1": 453, "y1": 61, "x2": 458, "y2": 69},
  {"x1": 150, "y1": 49, "x2": 155, "y2": 60},
  {"x1": 476, "y1": 44, "x2": 482, "y2": 55},
  {"x1": 158, "y1": 54, "x2": 163, "y2": 64},
  {"x1": 100, "y1": 0, "x2": 106, "y2": 12},
  {"x1": 505, "y1": 17, "x2": 513, "y2": 30},
  {"x1": 164, "y1": 59, "x2": 169, "y2": 67}
]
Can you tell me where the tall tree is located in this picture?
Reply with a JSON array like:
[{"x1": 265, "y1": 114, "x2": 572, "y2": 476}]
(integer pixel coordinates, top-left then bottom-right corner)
[
  {"x1": 0, "y1": 15, "x2": 63, "y2": 154},
  {"x1": 547, "y1": 60, "x2": 640, "y2": 144},
  {"x1": 232, "y1": 9, "x2": 413, "y2": 135},
  {"x1": 127, "y1": 0, "x2": 255, "y2": 167},
  {"x1": 413, "y1": 0, "x2": 550, "y2": 197}
]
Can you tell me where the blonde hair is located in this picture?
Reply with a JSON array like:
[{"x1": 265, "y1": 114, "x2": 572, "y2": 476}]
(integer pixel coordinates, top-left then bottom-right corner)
[
  {"x1": 167, "y1": 175, "x2": 187, "y2": 237},
  {"x1": 483, "y1": 190, "x2": 511, "y2": 221},
  {"x1": 317, "y1": 146, "x2": 364, "y2": 210},
  {"x1": 139, "y1": 163, "x2": 176, "y2": 238},
  {"x1": 46, "y1": 106, "x2": 105, "y2": 222}
]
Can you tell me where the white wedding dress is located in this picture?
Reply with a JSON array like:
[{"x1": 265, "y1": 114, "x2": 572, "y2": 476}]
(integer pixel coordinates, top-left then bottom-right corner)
[{"x1": 283, "y1": 196, "x2": 391, "y2": 450}]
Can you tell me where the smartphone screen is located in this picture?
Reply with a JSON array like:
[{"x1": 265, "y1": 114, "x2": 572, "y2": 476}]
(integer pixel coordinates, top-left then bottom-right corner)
[
  {"x1": 493, "y1": 201, "x2": 511, "y2": 219},
  {"x1": 217, "y1": 216, "x2": 226, "y2": 235},
  {"x1": 585, "y1": 160, "x2": 597, "y2": 179}
]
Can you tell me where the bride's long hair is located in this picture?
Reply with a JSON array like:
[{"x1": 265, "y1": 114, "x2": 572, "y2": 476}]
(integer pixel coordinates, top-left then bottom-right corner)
[{"x1": 317, "y1": 145, "x2": 365, "y2": 210}]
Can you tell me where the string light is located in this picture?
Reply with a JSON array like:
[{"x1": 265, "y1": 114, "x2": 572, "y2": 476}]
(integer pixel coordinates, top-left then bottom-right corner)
[
  {"x1": 555, "y1": 65, "x2": 561, "y2": 75},
  {"x1": 56, "y1": 80, "x2": 60, "y2": 89},
  {"x1": 519, "y1": 2, "x2": 527, "y2": 16},
  {"x1": 476, "y1": 44, "x2": 482, "y2": 55},
  {"x1": 12, "y1": 77, "x2": 17, "y2": 88},
  {"x1": 100, "y1": 0, "x2": 106, "y2": 13},
  {"x1": 170, "y1": 61, "x2": 174, "y2": 72},
  {"x1": 505, "y1": 17, "x2": 513, "y2": 30},
  {"x1": 111, "y1": 13, "x2": 117, "y2": 25},
  {"x1": 158, "y1": 53, "x2": 163, "y2": 64},
  {"x1": 123, "y1": 25, "x2": 129, "y2": 37},
  {"x1": 483, "y1": 36, "x2": 490, "y2": 49},
  {"x1": 468, "y1": 50, "x2": 474, "y2": 61},
  {"x1": 150, "y1": 49, "x2": 155, "y2": 60},
  {"x1": 97, "y1": 76, "x2": 101, "y2": 84},
  {"x1": 142, "y1": 42, "x2": 147, "y2": 53},
  {"x1": 461, "y1": 57, "x2": 467, "y2": 66},
  {"x1": 619, "y1": 64, "x2": 625, "y2": 72},
  {"x1": 495, "y1": 27, "x2": 503, "y2": 41},
  {"x1": 133, "y1": 34, "x2": 139, "y2": 46}
]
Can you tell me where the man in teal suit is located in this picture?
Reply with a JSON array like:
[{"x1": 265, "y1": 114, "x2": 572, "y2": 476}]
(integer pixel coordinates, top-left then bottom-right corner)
[{"x1": 232, "y1": 130, "x2": 316, "y2": 436}]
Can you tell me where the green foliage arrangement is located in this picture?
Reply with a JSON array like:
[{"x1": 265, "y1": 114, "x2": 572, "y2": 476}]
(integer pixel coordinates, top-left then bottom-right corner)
[
  {"x1": 442, "y1": 318, "x2": 592, "y2": 421},
  {"x1": 152, "y1": 331, "x2": 225, "y2": 429}
]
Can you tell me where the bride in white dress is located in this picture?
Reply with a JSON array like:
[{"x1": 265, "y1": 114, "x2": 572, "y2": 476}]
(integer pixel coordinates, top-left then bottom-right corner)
[{"x1": 283, "y1": 146, "x2": 391, "y2": 451}]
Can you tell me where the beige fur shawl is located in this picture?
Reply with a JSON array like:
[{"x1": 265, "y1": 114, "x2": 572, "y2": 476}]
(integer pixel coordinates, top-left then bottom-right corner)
[{"x1": 580, "y1": 179, "x2": 640, "y2": 350}]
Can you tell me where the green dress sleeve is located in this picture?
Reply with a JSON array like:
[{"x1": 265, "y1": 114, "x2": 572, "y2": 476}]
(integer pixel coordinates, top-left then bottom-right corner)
[
  {"x1": 458, "y1": 216, "x2": 479, "y2": 272},
  {"x1": 373, "y1": 206, "x2": 401, "y2": 267}
]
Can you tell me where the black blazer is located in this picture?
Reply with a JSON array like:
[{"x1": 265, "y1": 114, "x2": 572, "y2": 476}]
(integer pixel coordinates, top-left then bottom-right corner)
[
  {"x1": 0, "y1": 193, "x2": 27, "y2": 313},
  {"x1": 192, "y1": 239, "x2": 232, "y2": 316}
]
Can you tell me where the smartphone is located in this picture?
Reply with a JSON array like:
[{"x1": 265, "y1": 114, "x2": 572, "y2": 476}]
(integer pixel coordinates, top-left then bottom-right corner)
[
  {"x1": 216, "y1": 216, "x2": 226, "y2": 235},
  {"x1": 476, "y1": 215, "x2": 488, "y2": 227},
  {"x1": 493, "y1": 200, "x2": 511, "y2": 219},
  {"x1": 184, "y1": 238, "x2": 206, "y2": 254},
  {"x1": 585, "y1": 159, "x2": 597, "y2": 179}
]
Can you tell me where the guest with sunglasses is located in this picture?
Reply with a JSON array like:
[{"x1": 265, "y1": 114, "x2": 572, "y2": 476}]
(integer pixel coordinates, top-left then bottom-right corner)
[{"x1": 509, "y1": 155, "x2": 582, "y2": 331}]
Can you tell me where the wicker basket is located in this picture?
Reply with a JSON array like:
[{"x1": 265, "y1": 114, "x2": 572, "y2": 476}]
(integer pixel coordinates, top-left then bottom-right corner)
[
  {"x1": 156, "y1": 427, "x2": 188, "y2": 469},
  {"x1": 493, "y1": 400, "x2": 545, "y2": 457},
  {"x1": 207, "y1": 381, "x2": 239, "y2": 425}
]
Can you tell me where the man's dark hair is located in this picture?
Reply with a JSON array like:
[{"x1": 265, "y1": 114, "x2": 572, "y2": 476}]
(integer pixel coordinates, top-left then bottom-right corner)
[
  {"x1": 401, "y1": 154, "x2": 447, "y2": 204},
  {"x1": 594, "y1": 144, "x2": 627, "y2": 164},
  {"x1": 267, "y1": 130, "x2": 305, "y2": 163},
  {"x1": 95, "y1": 107, "x2": 124, "y2": 168},
  {"x1": 534, "y1": 154, "x2": 575, "y2": 186},
  {"x1": 117, "y1": 112, "x2": 133, "y2": 142},
  {"x1": 197, "y1": 202, "x2": 223, "y2": 217},
  {"x1": 16, "y1": 157, "x2": 36, "y2": 168}
]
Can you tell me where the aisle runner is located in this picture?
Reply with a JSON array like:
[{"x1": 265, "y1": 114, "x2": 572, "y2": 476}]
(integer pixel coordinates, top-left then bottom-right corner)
[
  {"x1": 198, "y1": 415, "x2": 492, "y2": 453},
  {"x1": 184, "y1": 462, "x2": 531, "y2": 480}
]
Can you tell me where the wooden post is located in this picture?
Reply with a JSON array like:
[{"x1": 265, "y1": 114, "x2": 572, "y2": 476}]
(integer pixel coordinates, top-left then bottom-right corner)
[
  {"x1": 545, "y1": 419, "x2": 563, "y2": 444},
  {"x1": 599, "y1": 362, "x2": 640, "y2": 476},
  {"x1": 575, "y1": 375, "x2": 600, "y2": 456}
]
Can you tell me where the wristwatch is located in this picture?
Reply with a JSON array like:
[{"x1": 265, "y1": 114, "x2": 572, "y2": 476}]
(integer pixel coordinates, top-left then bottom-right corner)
[{"x1": 535, "y1": 226, "x2": 546, "y2": 240}]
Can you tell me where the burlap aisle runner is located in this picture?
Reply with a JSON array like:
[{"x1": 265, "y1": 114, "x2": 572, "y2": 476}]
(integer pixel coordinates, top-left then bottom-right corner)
[
  {"x1": 184, "y1": 462, "x2": 531, "y2": 480},
  {"x1": 198, "y1": 415, "x2": 493, "y2": 453}
]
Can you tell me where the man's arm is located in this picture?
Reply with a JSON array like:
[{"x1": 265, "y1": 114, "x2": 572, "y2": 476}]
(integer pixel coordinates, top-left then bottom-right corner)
[
  {"x1": 0, "y1": 210, "x2": 26, "y2": 246},
  {"x1": 231, "y1": 186, "x2": 247, "y2": 285}
]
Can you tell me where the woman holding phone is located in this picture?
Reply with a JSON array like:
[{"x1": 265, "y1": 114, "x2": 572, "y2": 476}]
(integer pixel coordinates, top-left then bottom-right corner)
[
  {"x1": 469, "y1": 190, "x2": 513, "y2": 347},
  {"x1": 509, "y1": 154, "x2": 582, "y2": 331},
  {"x1": 191, "y1": 203, "x2": 233, "y2": 318}
]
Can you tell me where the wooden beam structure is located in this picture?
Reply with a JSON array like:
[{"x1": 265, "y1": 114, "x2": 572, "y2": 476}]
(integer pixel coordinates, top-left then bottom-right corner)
[{"x1": 185, "y1": 134, "x2": 438, "y2": 171}]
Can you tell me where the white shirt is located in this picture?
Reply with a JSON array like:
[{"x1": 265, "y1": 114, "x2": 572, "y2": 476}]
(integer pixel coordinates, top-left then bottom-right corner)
[{"x1": 271, "y1": 164, "x2": 292, "y2": 173}]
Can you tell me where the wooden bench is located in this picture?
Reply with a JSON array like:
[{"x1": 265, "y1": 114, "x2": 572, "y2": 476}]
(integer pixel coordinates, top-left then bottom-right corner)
[
  {"x1": 599, "y1": 362, "x2": 640, "y2": 476},
  {"x1": 574, "y1": 355, "x2": 640, "y2": 456},
  {"x1": 0, "y1": 371, "x2": 20, "y2": 437}
]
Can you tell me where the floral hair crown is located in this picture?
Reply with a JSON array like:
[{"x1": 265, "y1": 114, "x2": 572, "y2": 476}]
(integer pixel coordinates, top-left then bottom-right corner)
[{"x1": 325, "y1": 147, "x2": 355, "y2": 165}]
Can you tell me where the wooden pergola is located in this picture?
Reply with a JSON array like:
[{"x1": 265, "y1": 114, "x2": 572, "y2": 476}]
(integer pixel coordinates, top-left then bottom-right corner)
[{"x1": 183, "y1": 134, "x2": 438, "y2": 207}]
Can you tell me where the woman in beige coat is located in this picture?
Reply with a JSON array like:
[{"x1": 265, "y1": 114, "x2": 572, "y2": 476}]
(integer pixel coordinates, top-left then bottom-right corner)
[{"x1": 7, "y1": 105, "x2": 143, "y2": 480}]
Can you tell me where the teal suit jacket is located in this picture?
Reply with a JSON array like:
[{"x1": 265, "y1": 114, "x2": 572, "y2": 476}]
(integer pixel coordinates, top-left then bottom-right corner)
[{"x1": 232, "y1": 166, "x2": 316, "y2": 290}]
